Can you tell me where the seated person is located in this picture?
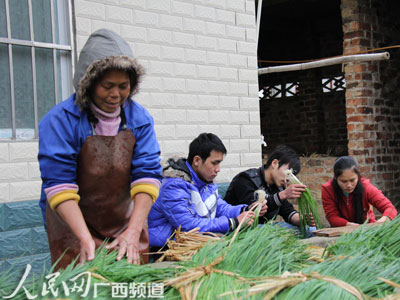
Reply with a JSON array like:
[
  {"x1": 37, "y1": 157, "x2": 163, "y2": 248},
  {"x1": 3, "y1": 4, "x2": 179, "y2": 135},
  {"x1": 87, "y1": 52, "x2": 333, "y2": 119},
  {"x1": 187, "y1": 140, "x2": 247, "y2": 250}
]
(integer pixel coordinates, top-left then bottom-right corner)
[
  {"x1": 322, "y1": 156, "x2": 397, "y2": 227},
  {"x1": 224, "y1": 145, "x2": 315, "y2": 236},
  {"x1": 148, "y1": 133, "x2": 267, "y2": 248}
]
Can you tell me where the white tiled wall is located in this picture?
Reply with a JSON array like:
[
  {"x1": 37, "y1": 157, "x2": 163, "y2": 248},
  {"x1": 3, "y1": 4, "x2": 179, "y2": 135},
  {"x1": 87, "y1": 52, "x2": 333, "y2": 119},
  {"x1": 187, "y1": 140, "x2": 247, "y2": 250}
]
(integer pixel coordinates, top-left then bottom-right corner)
[
  {"x1": 0, "y1": 142, "x2": 41, "y2": 203},
  {"x1": 2, "y1": 0, "x2": 261, "y2": 202}
]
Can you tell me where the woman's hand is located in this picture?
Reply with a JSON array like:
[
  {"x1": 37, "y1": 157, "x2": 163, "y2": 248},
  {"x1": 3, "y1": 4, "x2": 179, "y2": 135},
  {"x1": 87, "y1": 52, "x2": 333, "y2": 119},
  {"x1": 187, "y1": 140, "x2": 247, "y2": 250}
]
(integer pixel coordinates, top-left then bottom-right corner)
[
  {"x1": 346, "y1": 221, "x2": 359, "y2": 226},
  {"x1": 376, "y1": 216, "x2": 389, "y2": 223},
  {"x1": 106, "y1": 229, "x2": 141, "y2": 264},
  {"x1": 79, "y1": 237, "x2": 96, "y2": 264},
  {"x1": 105, "y1": 192, "x2": 153, "y2": 264}
]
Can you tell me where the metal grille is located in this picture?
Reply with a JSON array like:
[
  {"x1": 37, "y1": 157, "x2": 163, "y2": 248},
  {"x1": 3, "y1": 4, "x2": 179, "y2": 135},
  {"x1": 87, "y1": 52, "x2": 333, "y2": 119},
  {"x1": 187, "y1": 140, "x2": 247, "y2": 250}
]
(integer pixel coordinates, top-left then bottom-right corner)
[{"x1": 0, "y1": 0, "x2": 74, "y2": 140}]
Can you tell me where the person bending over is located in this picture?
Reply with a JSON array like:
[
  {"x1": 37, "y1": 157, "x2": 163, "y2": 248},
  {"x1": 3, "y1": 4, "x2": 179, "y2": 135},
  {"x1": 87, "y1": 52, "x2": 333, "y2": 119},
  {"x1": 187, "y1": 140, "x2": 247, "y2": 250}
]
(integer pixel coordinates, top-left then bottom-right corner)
[
  {"x1": 148, "y1": 133, "x2": 267, "y2": 248},
  {"x1": 322, "y1": 156, "x2": 397, "y2": 227},
  {"x1": 225, "y1": 145, "x2": 315, "y2": 236}
]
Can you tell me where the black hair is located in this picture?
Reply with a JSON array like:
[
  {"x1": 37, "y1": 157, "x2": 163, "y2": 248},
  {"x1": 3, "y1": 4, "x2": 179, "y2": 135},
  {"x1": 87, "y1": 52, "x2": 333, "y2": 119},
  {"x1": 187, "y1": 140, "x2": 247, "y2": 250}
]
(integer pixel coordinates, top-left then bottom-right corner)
[
  {"x1": 187, "y1": 133, "x2": 227, "y2": 164},
  {"x1": 331, "y1": 156, "x2": 364, "y2": 224},
  {"x1": 264, "y1": 145, "x2": 301, "y2": 175}
]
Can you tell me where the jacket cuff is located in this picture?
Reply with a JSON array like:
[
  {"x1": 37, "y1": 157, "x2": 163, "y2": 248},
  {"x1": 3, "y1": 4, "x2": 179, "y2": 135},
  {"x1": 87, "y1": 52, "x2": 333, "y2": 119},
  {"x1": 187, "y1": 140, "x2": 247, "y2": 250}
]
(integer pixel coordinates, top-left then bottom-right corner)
[
  {"x1": 229, "y1": 217, "x2": 239, "y2": 231},
  {"x1": 273, "y1": 192, "x2": 282, "y2": 207},
  {"x1": 288, "y1": 211, "x2": 298, "y2": 224},
  {"x1": 130, "y1": 183, "x2": 159, "y2": 202},
  {"x1": 48, "y1": 190, "x2": 80, "y2": 210}
]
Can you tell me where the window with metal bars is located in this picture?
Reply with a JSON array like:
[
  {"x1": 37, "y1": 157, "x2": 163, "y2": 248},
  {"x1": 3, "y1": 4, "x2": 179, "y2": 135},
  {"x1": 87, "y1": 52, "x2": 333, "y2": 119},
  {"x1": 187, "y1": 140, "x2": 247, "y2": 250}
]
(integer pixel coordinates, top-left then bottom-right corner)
[{"x1": 0, "y1": 0, "x2": 74, "y2": 140}]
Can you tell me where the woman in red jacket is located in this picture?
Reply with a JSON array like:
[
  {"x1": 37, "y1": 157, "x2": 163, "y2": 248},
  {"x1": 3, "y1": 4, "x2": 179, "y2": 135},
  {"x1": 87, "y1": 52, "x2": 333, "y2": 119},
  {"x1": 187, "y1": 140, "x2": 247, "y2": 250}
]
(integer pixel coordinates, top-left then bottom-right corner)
[{"x1": 321, "y1": 156, "x2": 397, "y2": 227}]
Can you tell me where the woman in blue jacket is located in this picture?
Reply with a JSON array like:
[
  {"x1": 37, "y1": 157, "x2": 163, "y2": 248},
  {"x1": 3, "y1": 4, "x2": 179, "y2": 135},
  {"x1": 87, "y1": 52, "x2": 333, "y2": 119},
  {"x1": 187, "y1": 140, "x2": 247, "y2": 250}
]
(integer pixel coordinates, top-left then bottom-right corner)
[{"x1": 38, "y1": 29, "x2": 162, "y2": 269}]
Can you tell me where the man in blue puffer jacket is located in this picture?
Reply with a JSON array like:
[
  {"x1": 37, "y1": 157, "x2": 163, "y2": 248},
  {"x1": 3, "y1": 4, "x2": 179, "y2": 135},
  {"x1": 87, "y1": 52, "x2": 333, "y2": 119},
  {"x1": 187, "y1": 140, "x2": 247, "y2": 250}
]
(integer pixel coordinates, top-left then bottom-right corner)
[{"x1": 148, "y1": 133, "x2": 267, "y2": 248}]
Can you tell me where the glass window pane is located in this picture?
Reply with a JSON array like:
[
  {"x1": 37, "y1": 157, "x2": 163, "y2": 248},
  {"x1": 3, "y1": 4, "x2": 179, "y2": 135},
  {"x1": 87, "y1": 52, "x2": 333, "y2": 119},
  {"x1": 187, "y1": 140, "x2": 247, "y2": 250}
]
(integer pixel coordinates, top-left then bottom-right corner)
[
  {"x1": 0, "y1": 0, "x2": 7, "y2": 38},
  {"x1": 56, "y1": 49, "x2": 73, "y2": 102},
  {"x1": 36, "y1": 48, "x2": 55, "y2": 122},
  {"x1": 0, "y1": 44, "x2": 11, "y2": 139},
  {"x1": 9, "y1": 0, "x2": 30, "y2": 40},
  {"x1": 53, "y1": 0, "x2": 70, "y2": 45},
  {"x1": 33, "y1": 0, "x2": 52, "y2": 43},
  {"x1": 13, "y1": 45, "x2": 34, "y2": 139}
]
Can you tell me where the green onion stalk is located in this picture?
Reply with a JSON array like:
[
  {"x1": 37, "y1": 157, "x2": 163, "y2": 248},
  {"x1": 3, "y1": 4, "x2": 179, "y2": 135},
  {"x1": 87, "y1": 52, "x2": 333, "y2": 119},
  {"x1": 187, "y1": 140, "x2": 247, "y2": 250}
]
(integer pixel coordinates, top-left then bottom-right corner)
[
  {"x1": 252, "y1": 189, "x2": 266, "y2": 228},
  {"x1": 284, "y1": 169, "x2": 322, "y2": 236}
]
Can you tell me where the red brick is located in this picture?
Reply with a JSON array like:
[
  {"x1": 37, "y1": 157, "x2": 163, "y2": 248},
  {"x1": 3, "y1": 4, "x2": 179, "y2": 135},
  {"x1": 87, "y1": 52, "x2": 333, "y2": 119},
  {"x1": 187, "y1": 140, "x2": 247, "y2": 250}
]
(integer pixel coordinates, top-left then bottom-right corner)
[
  {"x1": 347, "y1": 98, "x2": 368, "y2": 105},
  {"x1": 363, "y1": 140, "x2": 375, "y2": 148},
  {"x1": 347, "y1": 115, "x2": 367, "y2": 122},
  {"x1": 383, "y1": 173, "x2": 393, "y2": 180},
  {"x1": 356, "y1": 106, "x2": 373, "y2": 114},
  {"x1": 363, "y1": 124, "x2": 377, "y2": 130},
  {"x1": 359, "y1": 166, "x2": 371, "y2": 174},
  {"x1": 354, "y1": 89, "x2": 372, "y2": 97}
]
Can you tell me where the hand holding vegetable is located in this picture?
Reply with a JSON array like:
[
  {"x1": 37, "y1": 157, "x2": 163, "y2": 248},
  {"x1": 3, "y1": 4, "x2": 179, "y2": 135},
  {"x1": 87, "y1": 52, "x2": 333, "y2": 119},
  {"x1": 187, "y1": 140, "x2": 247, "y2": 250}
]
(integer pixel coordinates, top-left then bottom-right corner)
[
  {"x1": 248, "y1": 199, "x2": 268, "y2": 216},
  {"x1": 280, "y1": 184, "x2": 306, "y2": 200},
  {"x1": 237, "y1": 210, "x2": 256, "y2": 226},
  {"x1": 306, "y1": 213, "x2": 316, "y2": 227},
  {"x1": 346, "y1": 221, "x2": 359, "y2": 226},
  {"x1": 376, "y1": 216, "x2": 389, "y2": 223},
  {"x1": 283, "y1": 169, "x2": 322, "y2": 235}
]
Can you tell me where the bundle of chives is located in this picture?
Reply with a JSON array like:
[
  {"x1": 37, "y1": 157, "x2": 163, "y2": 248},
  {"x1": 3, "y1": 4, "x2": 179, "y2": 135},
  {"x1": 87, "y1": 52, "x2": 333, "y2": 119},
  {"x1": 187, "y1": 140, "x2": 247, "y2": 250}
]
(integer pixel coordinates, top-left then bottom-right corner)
[
  {"x1": 284, "y1": 168, "x2": 322, "y2": 236},
  {"x1": 325, "y1": 217, "x2": 400, "y2": 261}
]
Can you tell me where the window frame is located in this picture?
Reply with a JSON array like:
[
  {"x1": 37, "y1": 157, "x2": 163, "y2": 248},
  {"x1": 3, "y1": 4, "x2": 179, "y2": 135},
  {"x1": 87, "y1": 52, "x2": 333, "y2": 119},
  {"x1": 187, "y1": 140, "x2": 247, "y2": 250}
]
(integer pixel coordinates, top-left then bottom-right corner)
[{"x1": 0, "y1": 0, "x2": 74, "y2": 140}]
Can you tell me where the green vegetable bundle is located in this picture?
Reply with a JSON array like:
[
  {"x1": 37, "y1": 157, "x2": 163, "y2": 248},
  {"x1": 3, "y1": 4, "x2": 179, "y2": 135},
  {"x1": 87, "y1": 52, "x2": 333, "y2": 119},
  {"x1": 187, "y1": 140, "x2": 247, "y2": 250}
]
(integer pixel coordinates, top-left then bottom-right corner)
[
  {"x1": 2, "y1": 218, "x2": 400, "y2": 299},
  {"x1": 284, "y1": 168, "x2": 322, "y2": 236}
]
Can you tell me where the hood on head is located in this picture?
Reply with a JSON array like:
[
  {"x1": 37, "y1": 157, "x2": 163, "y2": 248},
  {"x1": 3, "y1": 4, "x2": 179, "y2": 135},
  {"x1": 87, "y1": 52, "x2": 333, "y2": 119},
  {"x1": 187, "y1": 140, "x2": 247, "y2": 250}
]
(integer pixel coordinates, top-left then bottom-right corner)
[{"x1": 73, "y1": 29, "x2": 144, "y2": 109}]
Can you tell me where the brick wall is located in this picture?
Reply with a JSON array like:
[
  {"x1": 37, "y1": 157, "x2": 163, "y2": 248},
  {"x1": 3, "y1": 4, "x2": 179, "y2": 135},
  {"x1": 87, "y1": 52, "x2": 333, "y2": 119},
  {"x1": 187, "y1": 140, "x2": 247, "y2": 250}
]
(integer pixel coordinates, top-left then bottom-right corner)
[
  {"x1": 297, "y1": 156, "x2": 336, "y2": 227},
  {"x1": 260, "y1": 68, "x2": 348, "y2": 157},
  {"x1": 75, "y1": 0, "x2": 262, "y2": 182},
  {"x1": 342, "y1": 0, "x2": 400, "y2": 207},
  {"x1": 257, "y1": 0, "x2": 347, "y2": 157}
]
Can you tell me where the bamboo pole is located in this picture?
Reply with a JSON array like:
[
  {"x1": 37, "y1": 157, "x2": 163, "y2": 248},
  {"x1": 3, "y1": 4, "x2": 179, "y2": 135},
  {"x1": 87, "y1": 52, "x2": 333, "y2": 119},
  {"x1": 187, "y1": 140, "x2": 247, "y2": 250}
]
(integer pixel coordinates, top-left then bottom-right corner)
[
  {"x1": 258, "y1": 52, "x2": 390, "y2": 75},
  {"x1": 256, "y1": 0, "x2": 263, "y2": 48}
]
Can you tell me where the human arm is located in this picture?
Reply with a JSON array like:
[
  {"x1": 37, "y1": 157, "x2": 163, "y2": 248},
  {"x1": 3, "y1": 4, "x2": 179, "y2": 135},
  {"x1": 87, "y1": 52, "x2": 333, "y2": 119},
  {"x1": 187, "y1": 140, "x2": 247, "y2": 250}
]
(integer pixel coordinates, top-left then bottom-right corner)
[
  {"x1": 278, "y1": 184, "x2": 306, "y2": 200},
  {"x1": 162, "y1": 180, "x2": 239, "y2": 234},
  {"x1": 106, "y1": 192, "x2": 153, "y2": 264},
  {"x1": 364, "y1": 179, "x2": 397, "y2": 221},
  {"x1": 38, "y1": 102, "x2": 99, "y2": 261},
  {"x1": 216, "y1": 195, "x2": 259, "y2": 227},
  {"x1": 56, "y1": 200, "x2": 95, "y2": 263},
  {"x1": 288, "y1": 212, "x2": 316, "y2": 227},
  {"x1": 376, "y1": 216, "x2": 389, "y2": 223},
  {"x1": 321, "y1": 184, "x2": 350, "y2": 227}
]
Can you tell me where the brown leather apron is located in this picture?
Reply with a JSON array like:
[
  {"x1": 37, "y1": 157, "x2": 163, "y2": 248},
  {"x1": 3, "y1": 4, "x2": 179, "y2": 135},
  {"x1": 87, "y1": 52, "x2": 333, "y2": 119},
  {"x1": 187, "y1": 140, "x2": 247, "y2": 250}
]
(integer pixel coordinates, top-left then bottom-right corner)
[{"x1": 46, "y1": 129, "x2": 149, "y2": 270}]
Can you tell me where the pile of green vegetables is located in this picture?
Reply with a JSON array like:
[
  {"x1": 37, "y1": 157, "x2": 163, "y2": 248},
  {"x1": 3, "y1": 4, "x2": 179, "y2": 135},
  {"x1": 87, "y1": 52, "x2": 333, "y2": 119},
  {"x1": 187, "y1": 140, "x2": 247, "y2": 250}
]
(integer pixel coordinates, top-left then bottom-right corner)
[{"x1": 1, "y1": 218, "x2": 399, "y2": 299}]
